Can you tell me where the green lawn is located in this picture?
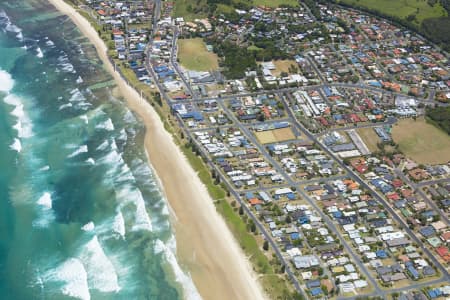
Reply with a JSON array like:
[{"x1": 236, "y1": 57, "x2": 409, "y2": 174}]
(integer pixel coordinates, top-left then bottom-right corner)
[
  {"x1": 178, "y1": 38, "x2": 219, "y2": 71},
  {"x1": 392, "y1": 117, "x2": 450, "y2": 164},
  {"x1": 173, "y1": 0, "x2": 298, "y2": 20},
  {"x1": 338, "y1": 0, "x2": 447, "y2": 25},
  {"x1": 253, "y1": 0, "x2": 299, "y2": 7},
  {"x1": 172, "y1": 0, "x2": 208, "y2": 21}
]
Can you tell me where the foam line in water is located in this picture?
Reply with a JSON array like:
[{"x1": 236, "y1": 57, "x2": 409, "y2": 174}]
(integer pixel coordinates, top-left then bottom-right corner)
[
  {"x1": 10, "y1": 138, "x2": 21, "y2": 152},
  {"x1": 37, "y1": 192, "x2": 52, "y2": 209},
  {"x1": 81, "y1": 222, "x2": 95, "y2": 232},
  {"x1": 85, "y1": 158, "x2": 95, "y2": 165},
  {"x1": 0, "y1": 69, "x2": 14, "y2": 92},
  {"x1": 95, "y1": 118, "x2": 114, "y2": 131},
  {"x1": 68, "y1": 145, "x2": 88, "y2": 158},
  {"x1": 112, "y1": 211, "x2": 125, "y2": 238},
  {"x1": 79, "y1": 236, "x2": 120, "y2": 293},
  {"x1": 36, "y1": 47, "x2": 43, "y2": 58},
  {"x1": 4, "y1": 94, "x2": 34, "y2": 138},
  {"x1": 155, "y1": 239, "x2": 202, "y2": 300},
  {"x1": 45, "y1": 258, "x2": 90, "y2": 300}
]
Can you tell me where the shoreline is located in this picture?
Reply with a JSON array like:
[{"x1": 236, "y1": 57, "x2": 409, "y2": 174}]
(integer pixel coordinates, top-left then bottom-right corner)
[{"x1": 46, "y1": 0, "x2": 267, "y2": 299}]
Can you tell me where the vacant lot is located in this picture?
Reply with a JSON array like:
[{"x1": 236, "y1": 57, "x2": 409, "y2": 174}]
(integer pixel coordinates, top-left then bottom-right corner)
[
  {"x1": 272, "y1": 60, "x2": 297, "y2": 76},
  {"x1": 255, "y1": 128, "x2": 296, "y2": 144},
  {"x1": 339, "y1": 0, "x2": 447, "y2": 25},
  {"x1": 178, "y1": 38, "x2": 219, "y2": 71},
  {"x1": 392, "y1": 118, "x2": 450, "y2": 164},
  {"x1": 357, "y1": 127, "x2": 380, "y2": 152}
]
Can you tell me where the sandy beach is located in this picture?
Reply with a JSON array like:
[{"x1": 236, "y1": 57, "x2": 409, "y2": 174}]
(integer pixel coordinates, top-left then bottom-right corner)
[{"x1": 47, "y1": 0, "x2": 267, "y2": 299}]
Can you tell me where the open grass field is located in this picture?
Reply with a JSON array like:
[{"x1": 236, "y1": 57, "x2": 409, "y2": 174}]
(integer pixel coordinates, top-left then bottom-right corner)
[
  {"x1": 178, "y1": 38, "x2": 219, "y2": 71},
  {"x1": 357, "y1": 127, "x2": 381, "y2": 152},
  {"x1": 173, "y1": 0, "x2": 298, "y2": 20},
  {"x1": 255, "y1": 127, "x2": 296, "y2": 144},
  {"x1": 392, "y1": 118, "x2": 450, "y2": 164},
  {"x1": 338, "y1": 0, "x2": 447, "y2": 25},
  {"x1": 172, "y1": 0, "x2": 207, "y2": 21},
  {"x1": 272, "y1": 59, "x2": 297, "y2": 76},
  {"x1": 253, "y1": 0, "x2": 299, "y2": 7}
]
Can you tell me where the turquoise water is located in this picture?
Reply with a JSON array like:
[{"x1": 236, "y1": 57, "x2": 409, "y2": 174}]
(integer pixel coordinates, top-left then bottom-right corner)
[{"x1": 0, "y1": 1, "x2": 198, "y2": 299}]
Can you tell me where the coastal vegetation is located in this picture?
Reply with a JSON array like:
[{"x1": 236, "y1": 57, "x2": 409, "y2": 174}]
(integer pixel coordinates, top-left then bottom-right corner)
[
  {"x1": 177, "y1": 38, "x2": 219, "y2": 71},
  {"x1": 392, "y1": 117, "x2": 450, "y2": 164}
]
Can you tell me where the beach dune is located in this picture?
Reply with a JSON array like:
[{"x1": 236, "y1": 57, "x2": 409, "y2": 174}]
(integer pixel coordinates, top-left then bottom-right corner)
[{"x1": 46, "y1": 0, "x2": 267, "y2": 299}]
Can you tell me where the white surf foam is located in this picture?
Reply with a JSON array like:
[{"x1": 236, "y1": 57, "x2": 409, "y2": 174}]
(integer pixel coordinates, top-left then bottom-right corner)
[
  {"x1": 96, "y1": 118, "x2": 114, "y2": 131},
  {"x1": 45, "y1": 258, "x2": 90, "y2": 300},
  {"x1": 96, "y1": 140, "x2": 109, "y2": 152},
  {"x1": 58, "y1": 55, "x2": 75, "y2": 73},
  {"x1": 37, "y1": 192, "x2": 52, "y2": 209},
  {"x1": 76, "y1": 76, "x2": 83, "y2": 84},
  {"x1": 112, "y1": 211, "x2": 125, "y2": 238},
  {"x1": 154, "y1": 239, "x2": 202, "y2": 300},
  {"x1": 123, "y1": 110, "x2": 136, "y2": 124},
  {"x1": 79, "y1": 236, "x2": 120, "y2": 293},
  {"x1": 36, "y1": 47, "x2": 43, "y2": 58},
  {"x1": 39, "y1": 165, "x2": 50, "y2": 171},
  {"x1": 45, "y1": 39, "x2": 55, "y2": 47},
  {"x1": 0, "y1": 69, "x2": 14, "y2": 92},
  {"x1": 68, "y1": 145, "x2": 88, "y2": 158},
  {"x1": 10, "y1": 138, "x2": 21, "y2": 152},
  {"x1": 5, "y1": 23, "x2": 21, "y2": 33},
  {"x1": 80, "y1": 115, "x2": 88, "y2": 124},
  {"x1": 4, "y1": 94, "x2": 33, "y2": 138},
  {"x1": 58, "y1": 103, "x2": 72, "y2": 110},
  {"x1": 81, "y1": 222, "x2": 95, "y2": 232},
  {"x1": 85, "y1": 158, "x2": 95, "y2": 165}
]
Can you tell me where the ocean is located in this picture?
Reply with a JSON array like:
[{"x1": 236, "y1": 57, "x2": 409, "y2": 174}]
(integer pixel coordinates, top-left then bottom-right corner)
[{"x1": 0, "y1": 1, "x2": 199, "y2": 299}]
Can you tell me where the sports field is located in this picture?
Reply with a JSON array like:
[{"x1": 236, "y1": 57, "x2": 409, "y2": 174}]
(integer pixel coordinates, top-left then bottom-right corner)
[
  {"x1": 255, "y1": 128, "x2": 296, "y2": 144},
  {"x1": 178, "y1": 38, "x2": 219, "y2": 71},
  {"x1": 339, "y1": 0, "x2": 447, "y2": 24},
  {"x1": 392, "y1": 118, "x2": 450, "y2": 164}
]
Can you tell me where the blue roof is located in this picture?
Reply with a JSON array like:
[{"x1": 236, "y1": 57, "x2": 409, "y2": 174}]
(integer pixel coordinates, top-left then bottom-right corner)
[
  {"x1": 287, "y1": 193, "x2": 296, "y2": 200},
  {"x1": 376, "y1": 250, "x2": 388, "y2": 258},
  {"x1": 333, "y1": 211, "x2": 343, "y2": 218},
  {"x1": 245, "y1": 192, "x2": 254, "y2": 200},
  {"x1": 306, "y1": 279, "x2": 321, "y2": 289},
  {"x1": 407, "y1": 265, "x2": 419, "y2": 279},
  {"x1": 290, "y1": 233, "x2": 300, "y2": 240},
  {"x1": 310, "y1": 287, "x2": 323, "y2": 296},
  {"x1": 419, "y1": 226, "x2": 436, "y2": 237},
  {"x1": 428, "y1": 289, "x2": 442, "y2": 298}
]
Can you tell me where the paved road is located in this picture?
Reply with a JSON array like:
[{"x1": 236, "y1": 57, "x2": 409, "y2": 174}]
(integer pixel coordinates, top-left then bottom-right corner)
[
  {"x1": 417, "y1": 177, "x2": 450, "y2": 188},
  {"x1": 144, "y1": 3, "x2": 449, "y2": 297},
  {"x1": 216, "y1": 98, "x2": 383, "y2": 296},
  {"x1": 394, "y1": 168, "x2": 449, "y2": 226},
  {"x1": 281, "y1": 95, "x2": 450, "y2": 283},
  {"x1": 182, "y1": 82, "x2": 445, "y2": 107}
]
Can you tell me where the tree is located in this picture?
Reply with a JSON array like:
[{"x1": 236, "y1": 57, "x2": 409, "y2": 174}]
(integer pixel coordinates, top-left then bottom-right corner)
[
  {"x1": 239, "y1": 206, "x2": 244, "y2": 215},
  {"x1": 263, "y1": 240, "x2": 269, "y2": 251}
]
